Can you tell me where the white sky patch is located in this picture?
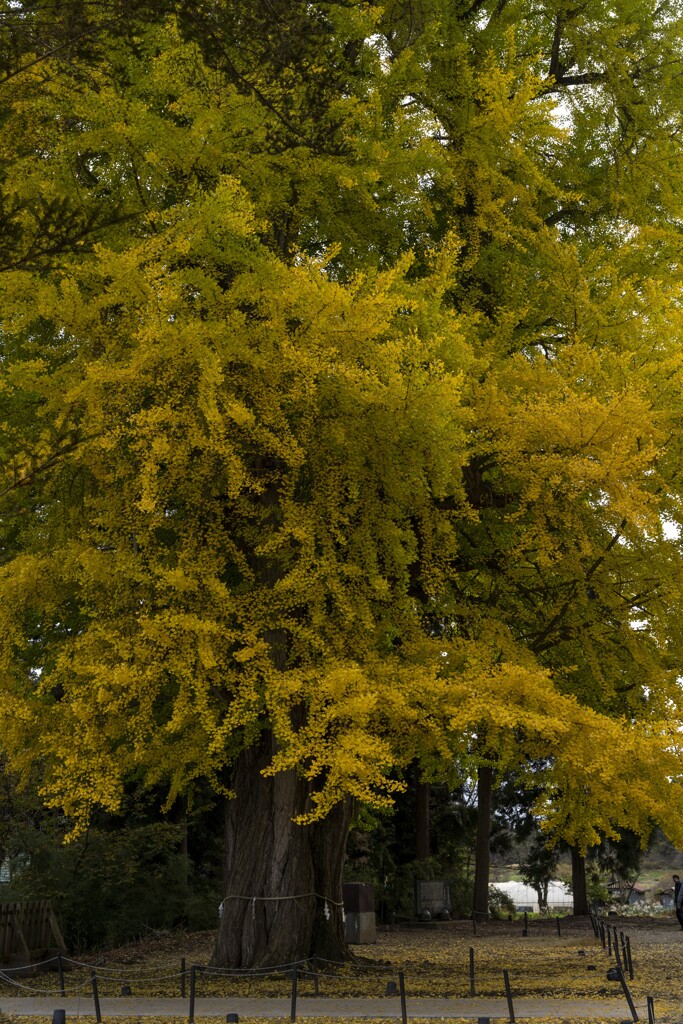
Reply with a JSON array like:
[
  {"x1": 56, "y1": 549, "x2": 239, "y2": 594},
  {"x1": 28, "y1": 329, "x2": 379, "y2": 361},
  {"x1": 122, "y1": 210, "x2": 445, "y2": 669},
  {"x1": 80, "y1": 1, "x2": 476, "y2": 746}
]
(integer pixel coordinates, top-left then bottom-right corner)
[{"x1": 662, "y1": 516, "x2": 680, "y2": 541}]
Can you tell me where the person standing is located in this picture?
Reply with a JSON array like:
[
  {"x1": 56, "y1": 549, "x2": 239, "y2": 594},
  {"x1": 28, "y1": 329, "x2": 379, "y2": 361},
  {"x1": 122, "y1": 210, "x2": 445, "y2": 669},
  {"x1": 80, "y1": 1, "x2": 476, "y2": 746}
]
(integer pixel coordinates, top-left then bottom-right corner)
[{"x1": 673, "y1": 875, "x2": 683, "y2": 929}]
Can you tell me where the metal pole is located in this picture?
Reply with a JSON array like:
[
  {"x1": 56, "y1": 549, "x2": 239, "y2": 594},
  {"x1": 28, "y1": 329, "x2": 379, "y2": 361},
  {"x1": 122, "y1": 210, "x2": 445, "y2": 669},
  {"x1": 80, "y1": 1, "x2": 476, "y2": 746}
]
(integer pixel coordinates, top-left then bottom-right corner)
[
  {"x1": 181, "y1": 958, "x2": 186, "y2": 999},
  {"x1": 556, "y1": 916, "x2": 561, "y2": 937},
  {"x1": 600, "y1": 921, "x2": 606, "y2": 949},
  {"x1": 522, "y1": 911, "x2": 528, "y2": 937},
  {"x1": 312, "y1": 957, "x2": 319, "y2": 996},
  {"x1": 189, "y1": 964, "x2": 196, "y2": 1024},
  {"x1": 647, "y1": 995, "x2": 655, "y2": 1023},
  {"x1": 398, "y1": 970, "x2": 408, "y2": 1024},
  {"x1": 290, "y1": 966, "x2": 298, "y2": 1023},
  {"x1": 57, "y1": 951, "x2": 65, "y2": 997},
  {"x1": 617, "y1": 966, "x2": 639, "y2": 1022},
  {"x1": 503, "y1": 969, "x2": 515, "y2": 1024},
  {"x1": 90, "y1": 970, "x2": 102, "y2": 1024},
  {"x1": 469, "y1": 946, "x2": 476, "y2": 997},
  {"x1": 626, "y1": 936, "x2": 634, "y2": 980}
]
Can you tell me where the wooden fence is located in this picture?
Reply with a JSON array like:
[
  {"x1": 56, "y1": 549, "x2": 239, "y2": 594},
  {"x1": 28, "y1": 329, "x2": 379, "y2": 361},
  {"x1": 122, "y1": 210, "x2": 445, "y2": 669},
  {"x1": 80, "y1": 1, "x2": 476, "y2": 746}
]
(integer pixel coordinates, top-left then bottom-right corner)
[{"x1": 0, "y1": 900, "x2": 66, "y2": 966}]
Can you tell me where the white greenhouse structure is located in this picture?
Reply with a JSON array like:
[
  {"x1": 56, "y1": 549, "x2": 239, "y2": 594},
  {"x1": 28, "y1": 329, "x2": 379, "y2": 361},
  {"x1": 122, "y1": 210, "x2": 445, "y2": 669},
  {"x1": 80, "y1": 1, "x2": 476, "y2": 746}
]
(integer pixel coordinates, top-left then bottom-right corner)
[{"x1": 491, "y1": 880, "x2": 573, "y2": 913}]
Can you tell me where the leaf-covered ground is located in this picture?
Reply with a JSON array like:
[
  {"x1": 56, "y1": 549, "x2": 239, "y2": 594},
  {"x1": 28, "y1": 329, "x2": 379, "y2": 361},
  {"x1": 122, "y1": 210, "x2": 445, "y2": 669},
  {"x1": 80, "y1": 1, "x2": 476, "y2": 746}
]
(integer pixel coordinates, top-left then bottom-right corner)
[
  {"x1": 0, "y1": 1018, "x2": 662, "y2": 1024},
  {"x1": 1, "y1": 916, "x2": 682, "y2": 1020},
  {"x1": 0, "y1": 1014, "x2": 679, "y2": 1024}
]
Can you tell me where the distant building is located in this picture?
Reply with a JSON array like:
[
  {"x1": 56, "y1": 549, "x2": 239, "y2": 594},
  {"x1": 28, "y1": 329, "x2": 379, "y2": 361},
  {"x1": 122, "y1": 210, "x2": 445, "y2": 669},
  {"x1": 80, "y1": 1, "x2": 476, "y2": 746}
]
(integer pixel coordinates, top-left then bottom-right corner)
[
  {"x1": 606, "y1": 881, "x2": 647, "y2": 904},
  {"x1": 491, "y1": 880, "x2": 572, "y2": 914},
  {"x1": 659, "y1": 889, "x2": 674, "y2": 908}
]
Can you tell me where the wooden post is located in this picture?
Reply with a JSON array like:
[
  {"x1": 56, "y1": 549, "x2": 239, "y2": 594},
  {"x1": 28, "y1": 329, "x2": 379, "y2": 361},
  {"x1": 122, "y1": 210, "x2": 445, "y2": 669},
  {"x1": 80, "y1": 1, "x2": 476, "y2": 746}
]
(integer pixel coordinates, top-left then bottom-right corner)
[
  {"x1": 503, "y1": 969, "x2": 515, "y2": 1024},
  {"x1": 522, "y1": 911, "x2": 528, "y2": 937},
  {"x1": 181, "y1": 957, "x2": 186, "y2": 999},
  {"x1": 616, "y1": 965, "x2": 638, "y2": 1022},
  {"x1": 614, "y1": 931, "x2": 622, "y2": 969},
  {"x1": 189, "y1": 964, "x2": 196, "y2": 1024},
  {"x1": 90, "y1": 970, "x2": 102, "y2": 1024},
  {"x1": 57, "y1": 951, "x2": 65, "y2": 997},
  {"x1": 626, "y1": 936, "x2": 634, "y2": 980},
  {"x1": 290, "y1": 965, "x2": 298, "y2": 1023},
  {"x1": 47, "y1": 905, "x2": 67, "y2": 953},
  {"x1": 556, "y1": 916, "x2": 561, "y2": 937},
  {"x1": 469, "y1": 946, "x2": 475, "y2": 997},
  {"x1": 312, "y1": 957, "x2": 319, "y2": 996},
  {"x1": 398, "y1": 970, "x2": 408, "y2": 1024}
]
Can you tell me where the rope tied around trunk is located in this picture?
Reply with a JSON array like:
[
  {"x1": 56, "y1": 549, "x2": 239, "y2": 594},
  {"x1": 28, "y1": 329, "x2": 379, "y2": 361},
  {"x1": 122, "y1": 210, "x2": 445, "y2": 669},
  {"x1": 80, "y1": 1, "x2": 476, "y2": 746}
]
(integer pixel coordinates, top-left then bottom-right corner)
[{"x1": 219, "y1": 892, "x2": 346, "y2": 923}]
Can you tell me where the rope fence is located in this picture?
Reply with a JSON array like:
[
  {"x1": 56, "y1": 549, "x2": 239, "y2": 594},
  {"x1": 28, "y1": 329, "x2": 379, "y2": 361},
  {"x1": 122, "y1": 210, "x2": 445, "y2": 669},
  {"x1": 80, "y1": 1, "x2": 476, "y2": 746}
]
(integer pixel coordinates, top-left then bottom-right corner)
[{"x1": 0, "y1": 915, "x2": 656, "y2": 1023}]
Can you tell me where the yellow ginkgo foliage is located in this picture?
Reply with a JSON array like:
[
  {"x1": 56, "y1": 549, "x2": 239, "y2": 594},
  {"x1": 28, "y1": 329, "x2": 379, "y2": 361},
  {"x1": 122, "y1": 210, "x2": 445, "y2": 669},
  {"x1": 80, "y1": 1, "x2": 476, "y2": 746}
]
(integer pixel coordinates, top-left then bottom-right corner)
[{"x1": 2, "y1": 0, "x2": 683, "y2": 966}]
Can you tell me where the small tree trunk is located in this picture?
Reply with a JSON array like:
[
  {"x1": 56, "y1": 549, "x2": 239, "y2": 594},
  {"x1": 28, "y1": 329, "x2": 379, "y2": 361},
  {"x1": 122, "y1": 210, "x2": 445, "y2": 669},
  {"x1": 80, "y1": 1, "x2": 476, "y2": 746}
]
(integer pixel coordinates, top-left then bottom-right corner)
[
  {"x1": 211, "y1": 737, "x2": 351, "y2": 968},
  {"x1": 472, "y1": 764, "x2": 493, "y2": 920},
  {"x1": 415, "y1": 781, "x2": 430, "y2": 861},
  {"x1": 571, "y1": 847, "x2": 589, "y2": 916}
]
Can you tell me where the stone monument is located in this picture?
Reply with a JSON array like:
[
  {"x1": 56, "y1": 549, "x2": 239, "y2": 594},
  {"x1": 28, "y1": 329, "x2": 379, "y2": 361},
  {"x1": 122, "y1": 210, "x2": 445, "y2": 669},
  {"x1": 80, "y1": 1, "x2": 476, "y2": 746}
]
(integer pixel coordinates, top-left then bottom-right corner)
[{"x1": 415, "y1": 879, "x2": 451, "y2": 920}]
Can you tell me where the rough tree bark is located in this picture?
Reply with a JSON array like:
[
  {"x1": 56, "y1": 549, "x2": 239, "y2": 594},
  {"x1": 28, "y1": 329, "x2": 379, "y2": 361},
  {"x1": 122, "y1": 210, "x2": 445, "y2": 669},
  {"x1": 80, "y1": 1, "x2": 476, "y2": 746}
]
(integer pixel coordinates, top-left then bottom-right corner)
[
  {"x1": 415, "y1": 780, "x2": 430, "y2": 861},
  {"x1": 571, "y1": 846, "x2": 589, "y2": 915},
  {"x1": 210, "y1": 735, "x2": 352, "y2": 968},
  {"x1": 472, "y1": 764, "x2": 493, "y2": 920}
]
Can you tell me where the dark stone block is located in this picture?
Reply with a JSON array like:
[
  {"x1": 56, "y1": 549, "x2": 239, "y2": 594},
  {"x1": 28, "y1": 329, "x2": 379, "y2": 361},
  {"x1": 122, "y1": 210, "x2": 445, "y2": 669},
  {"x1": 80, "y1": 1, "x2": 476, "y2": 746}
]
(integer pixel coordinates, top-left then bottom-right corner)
[{"x1": 343, "y1": 882, "x2": 375, "y2": 913}]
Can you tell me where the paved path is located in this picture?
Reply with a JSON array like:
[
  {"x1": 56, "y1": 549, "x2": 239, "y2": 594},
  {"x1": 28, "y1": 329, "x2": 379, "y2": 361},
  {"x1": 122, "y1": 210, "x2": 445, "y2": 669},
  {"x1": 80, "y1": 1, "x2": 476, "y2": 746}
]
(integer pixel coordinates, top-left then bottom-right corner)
[{"x1": 0, "y1": 995, "x2": 654, "y2": 1018}]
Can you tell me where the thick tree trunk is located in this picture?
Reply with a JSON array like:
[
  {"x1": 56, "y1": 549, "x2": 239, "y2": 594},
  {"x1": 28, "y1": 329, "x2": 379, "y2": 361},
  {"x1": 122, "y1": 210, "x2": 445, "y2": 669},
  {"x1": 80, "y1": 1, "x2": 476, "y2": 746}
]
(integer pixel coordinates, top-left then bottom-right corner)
[
  {"x1": 415, "y1": 781, "x2": 430, "y2": 861},
  {"x1": 472, "y1": 764, "x2": 492, "y2": 920},
  {"x1": 309, "y1": 798, "x2": 353, "y2": 960},
  {"x1": 211, "y1": 736, "x2": 352, "y2": 968},
  {"x1": 212, "y1": 476, "x2": 354, "y2": 967},
  {"x1": 571, "y1": 847, "x2": 588, "y2": 916}
]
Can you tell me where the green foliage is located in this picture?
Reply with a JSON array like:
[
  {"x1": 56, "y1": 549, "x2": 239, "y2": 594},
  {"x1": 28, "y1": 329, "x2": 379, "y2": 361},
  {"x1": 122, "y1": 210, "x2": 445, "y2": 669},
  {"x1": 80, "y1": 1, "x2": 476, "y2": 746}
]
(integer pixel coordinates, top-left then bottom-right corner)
[
  {"x1": 519, "y1": 833, "x2": 561, "y2": 913},
  {"x1": 3, "y1": 820, "x2": 200, "y2": 950},
  {"x1": 585, "y1": 872, "x2": 610, "y2": 910},
  {"x1": 488, "y1": 885, "x2": 516, "y2": 920},
  {"x1": 0, "y1": 765, "x2": 222, "y2": 949},
  {"x1": 344, "y1": 781, "x2": 481, "y2": 921}
]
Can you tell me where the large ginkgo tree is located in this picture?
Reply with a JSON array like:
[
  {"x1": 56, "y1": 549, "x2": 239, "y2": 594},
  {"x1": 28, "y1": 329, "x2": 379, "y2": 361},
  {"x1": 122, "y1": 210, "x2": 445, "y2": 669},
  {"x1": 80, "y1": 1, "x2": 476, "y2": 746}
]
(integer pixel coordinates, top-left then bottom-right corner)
[{"x1": 1, "y1": 0, "x2": 683, "y2": 964}]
